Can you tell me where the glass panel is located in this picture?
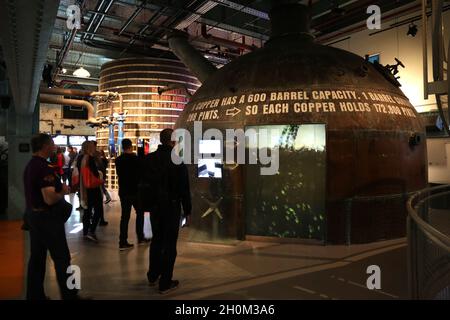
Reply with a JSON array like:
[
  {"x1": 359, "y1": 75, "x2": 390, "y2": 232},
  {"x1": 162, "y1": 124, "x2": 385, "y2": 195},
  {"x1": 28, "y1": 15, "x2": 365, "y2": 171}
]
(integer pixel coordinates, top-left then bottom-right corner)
[
  {"x1": 53, "y1": 135, "x2": 67, "y2": 145},
  {"x1": 245, "y1": 124, "x2": 326, "y2": 240},
  {"x1": 69, "y1": 135, "x2": 87, "y2": 146}
]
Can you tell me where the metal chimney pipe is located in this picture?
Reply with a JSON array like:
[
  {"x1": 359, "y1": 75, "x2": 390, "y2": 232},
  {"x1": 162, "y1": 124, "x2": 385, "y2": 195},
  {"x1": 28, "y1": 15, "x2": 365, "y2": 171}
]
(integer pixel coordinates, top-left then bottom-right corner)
[
  {"x1": 268, "y1": 1, "x2": 313, "y2": 42},
  {"x1": 167, "y1": 31, "x2": 217, "y2": 83}
]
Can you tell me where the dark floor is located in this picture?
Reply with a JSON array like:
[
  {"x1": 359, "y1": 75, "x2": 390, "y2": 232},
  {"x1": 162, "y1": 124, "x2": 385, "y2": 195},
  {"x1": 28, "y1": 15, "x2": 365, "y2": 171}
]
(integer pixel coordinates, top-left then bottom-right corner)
[{"x1": 3, "y1": 192, "x2": 409, "y2": 300}]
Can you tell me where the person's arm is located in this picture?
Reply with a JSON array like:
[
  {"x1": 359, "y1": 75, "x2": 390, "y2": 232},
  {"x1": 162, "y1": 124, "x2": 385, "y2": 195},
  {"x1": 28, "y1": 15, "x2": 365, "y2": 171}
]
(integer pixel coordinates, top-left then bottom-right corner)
[
  {"x1": 180, "y1": 163, "x2": 192, "y2": 219},
  {"x1": 115, "y1": 157, "x2": 121, "y2": 178},
  {"x1": 41, "y1": 185, "x2": 70, "y2": 206}
]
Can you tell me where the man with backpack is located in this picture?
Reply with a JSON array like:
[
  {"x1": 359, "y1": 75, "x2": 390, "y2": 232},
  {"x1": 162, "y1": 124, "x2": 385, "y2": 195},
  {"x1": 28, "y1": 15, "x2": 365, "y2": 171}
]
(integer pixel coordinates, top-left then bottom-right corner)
[{"x1": 140, "y1": 128, "x2": 192, "y2": 294}]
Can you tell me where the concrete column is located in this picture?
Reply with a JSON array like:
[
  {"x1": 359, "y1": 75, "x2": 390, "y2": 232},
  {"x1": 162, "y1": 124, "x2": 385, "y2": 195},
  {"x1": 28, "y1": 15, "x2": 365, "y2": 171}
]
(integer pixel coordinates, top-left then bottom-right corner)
[
  {"x1": 6, "y1": 101, "x2": 39, "y2": 219},
  {"x1": 0, "y1": 109, "x2": 6, "y2": 137}
]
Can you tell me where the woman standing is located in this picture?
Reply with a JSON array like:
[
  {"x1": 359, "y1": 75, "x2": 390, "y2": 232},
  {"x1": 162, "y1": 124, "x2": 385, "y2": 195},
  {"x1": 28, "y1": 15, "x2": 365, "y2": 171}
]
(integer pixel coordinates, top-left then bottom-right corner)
[
  {"x1": 56, "y1": 147, "x2": 65, "y2": 179},
  {"x1": 80, "y1": 141, "x2": 104, "y2": 242},
  {"x1": 98, "y1": 149, "x2": 112, "y2": 205}
]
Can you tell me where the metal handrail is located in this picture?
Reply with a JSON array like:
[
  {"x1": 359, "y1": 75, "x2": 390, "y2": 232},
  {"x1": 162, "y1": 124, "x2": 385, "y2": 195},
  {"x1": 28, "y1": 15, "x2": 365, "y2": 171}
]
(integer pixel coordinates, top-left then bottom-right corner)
[
  {"x1": 407, "y1": 185, "x2": 450, "y2": 252},
  {"x1": 407, "y1": 184, "x2": 450, "y2": 299}
]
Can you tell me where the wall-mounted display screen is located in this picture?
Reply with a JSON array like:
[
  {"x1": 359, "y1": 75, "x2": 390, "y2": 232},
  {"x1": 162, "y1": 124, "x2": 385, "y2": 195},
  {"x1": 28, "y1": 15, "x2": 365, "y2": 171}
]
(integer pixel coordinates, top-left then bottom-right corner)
[
  {"x1": 198, "y1": 158, "x2": 222, "y2": 178},
  {"x1": 199, "y1": 139, "x2": 221, "y2": 154}
]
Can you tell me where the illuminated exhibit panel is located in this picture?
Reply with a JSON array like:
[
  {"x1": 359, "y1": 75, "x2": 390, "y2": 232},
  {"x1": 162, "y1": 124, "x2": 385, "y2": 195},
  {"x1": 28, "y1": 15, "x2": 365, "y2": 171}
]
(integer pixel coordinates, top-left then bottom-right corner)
[
  {"x1": 174, "y1": 3, "x2": 427, "y2": 244},
  {"x1": 245, "y1": 125, "x2": 326, "y2": 240},
  {"x1": 97, "y1": 57, "x2": 200, "y2": 189}
]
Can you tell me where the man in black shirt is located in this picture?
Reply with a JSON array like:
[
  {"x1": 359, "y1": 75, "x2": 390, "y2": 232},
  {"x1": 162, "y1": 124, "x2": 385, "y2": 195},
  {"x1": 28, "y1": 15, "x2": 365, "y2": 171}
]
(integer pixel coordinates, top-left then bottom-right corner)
[
  {"x1": 141, "y1": 128, "x2": 192, "y2": 294},
  {"x1": 115, "y1": 139, "x2": 149, "y2": 250},
  {"x1": 24, "y1": 133, "x2": 78, "y2": 300}
]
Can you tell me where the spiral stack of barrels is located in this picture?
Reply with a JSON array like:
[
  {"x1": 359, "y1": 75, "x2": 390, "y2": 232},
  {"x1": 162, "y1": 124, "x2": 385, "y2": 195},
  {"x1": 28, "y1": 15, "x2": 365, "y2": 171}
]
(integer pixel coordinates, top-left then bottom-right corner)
[{"x1": 97, "y1": 57, "x2": 200, "y2": 189}]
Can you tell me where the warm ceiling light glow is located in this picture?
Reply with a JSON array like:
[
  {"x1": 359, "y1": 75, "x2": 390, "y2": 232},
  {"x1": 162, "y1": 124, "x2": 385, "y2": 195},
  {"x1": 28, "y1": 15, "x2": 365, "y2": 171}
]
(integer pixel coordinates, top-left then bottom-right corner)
[{"x1": 73, "y1": 66, "x2": 90, "y2": 78}]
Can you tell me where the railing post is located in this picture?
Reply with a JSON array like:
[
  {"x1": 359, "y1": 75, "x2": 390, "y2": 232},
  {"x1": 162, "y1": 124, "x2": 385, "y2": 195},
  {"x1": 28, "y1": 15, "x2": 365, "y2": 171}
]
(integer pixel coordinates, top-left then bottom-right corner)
[
  {"x1": 345, "y1": 198, "x2": 352, "y2": 245},
  {"x1": 407, "y1": 215, "x2": 419, "y2": 299}
]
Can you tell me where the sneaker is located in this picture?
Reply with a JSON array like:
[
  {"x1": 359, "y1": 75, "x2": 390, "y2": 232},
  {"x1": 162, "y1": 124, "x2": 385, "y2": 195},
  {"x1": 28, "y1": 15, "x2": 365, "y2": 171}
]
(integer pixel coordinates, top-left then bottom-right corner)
[
  {"x1": 159, "y1": 280, "x2": 179, "y2": 295},
  {"x1": 104, "y1": 199, "x2": 111, "y2": 204},
  {"x1": 86, "y1": 233, "x2": 98, "y2": 242},
  {"x1": 138, "y1": 238, "x2": 151, "y2": 245},
  {"x1": 119, "y1": 242, "x2": 134, "y2": 251},
  {"x1": 99, "y1": 220, "x2": 109, "y2": 226},
  {"x1": 147, "y1": 275, "x2": 160, "y2": 287}
]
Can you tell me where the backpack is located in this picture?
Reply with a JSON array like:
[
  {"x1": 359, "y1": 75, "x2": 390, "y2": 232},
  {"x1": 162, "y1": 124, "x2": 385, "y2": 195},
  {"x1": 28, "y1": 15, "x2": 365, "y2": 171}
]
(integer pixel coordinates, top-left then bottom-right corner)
[{"x1": 137, "y1": 151, "x2": 170, "y2": 212}]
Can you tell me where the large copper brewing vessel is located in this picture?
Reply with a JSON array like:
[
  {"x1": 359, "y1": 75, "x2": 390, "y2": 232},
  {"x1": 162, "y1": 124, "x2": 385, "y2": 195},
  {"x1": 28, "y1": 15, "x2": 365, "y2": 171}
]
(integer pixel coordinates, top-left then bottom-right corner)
[{"x1": 174, "y1": 2, "x2": 426, "y2": 244}]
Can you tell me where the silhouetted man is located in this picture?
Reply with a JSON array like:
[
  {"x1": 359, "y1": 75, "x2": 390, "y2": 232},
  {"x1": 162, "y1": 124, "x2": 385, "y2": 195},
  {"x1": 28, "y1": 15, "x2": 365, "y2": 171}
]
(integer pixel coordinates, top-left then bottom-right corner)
[
  {"x1": 141, "y1": 128, "x2": 191, "y2": 294},
  {"x1": 24, "y1": 133, "x2": 78, "y2": 300},
  {"x1": 115, "y1": 139, "x2": 149, "y2": 250}
]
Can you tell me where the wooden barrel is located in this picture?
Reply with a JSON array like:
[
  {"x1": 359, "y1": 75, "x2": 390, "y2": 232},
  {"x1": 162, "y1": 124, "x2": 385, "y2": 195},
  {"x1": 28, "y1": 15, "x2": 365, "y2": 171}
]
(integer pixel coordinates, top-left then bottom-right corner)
[{"x1": 97, "y1": 57, "x2": 200, "y2": 189}]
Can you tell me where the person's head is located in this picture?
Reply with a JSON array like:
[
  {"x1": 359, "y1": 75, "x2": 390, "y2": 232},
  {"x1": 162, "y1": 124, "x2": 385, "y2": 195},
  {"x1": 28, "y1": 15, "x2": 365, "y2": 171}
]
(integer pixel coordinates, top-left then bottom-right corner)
[
  {"x1": 81, "y1": 141, "x2": 90, "y2": 155},
  {"x1": 61, "y1": 147, "x2": 66, "y2": 153},
  {"x1": 31, "y1": 133, "x2": 55, "y2": 158},
  {"x1": 99, "y1": 149, "x2": 106, "y2": 157},
  {"x1": 122, "y1": 139, "x2": 133, "y2": 152},
  {"x1": 160, "y1": 128, "x2": 174, "y2": 147},
  {"x1": 73, "y1": 147, "x2": 78, "y2": 153},
  {"x1": 68, "y1": 146, "x2": 73, "y2": 153},
  {"x1": 87, "y1": 141, "x2": 97, "y2": 156}
]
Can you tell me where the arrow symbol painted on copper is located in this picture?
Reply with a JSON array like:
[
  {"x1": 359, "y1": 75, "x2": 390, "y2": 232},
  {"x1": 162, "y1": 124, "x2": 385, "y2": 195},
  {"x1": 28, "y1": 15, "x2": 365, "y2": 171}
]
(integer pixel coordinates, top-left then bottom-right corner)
[{"x1": 226, "y1": 107, "x2": 241, "y2": 117}]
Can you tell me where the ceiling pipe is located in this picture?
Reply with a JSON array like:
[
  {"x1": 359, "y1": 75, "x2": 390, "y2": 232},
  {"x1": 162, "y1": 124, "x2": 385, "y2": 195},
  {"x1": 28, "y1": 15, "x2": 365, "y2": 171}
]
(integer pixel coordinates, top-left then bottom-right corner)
[
  {"x1": 40, "y1": 86, "x2": 123, "y2": 114},
  {"x1": 200, "y1": 24, "x2": 255, "y2": 52},
  {"x1": 168, "y1": 30, "x2": 217, "y2": 83},
  {"x1": 40, "y1": 94, "x2": 99, "y2": 126},
  {"x1": 117, "y1": 0, "x2": 146, "y2": 36},
  {"x1": 90, "y1": 0, "x2": 115, "y2": 37},
  {"x1": 81, "y1": 0, "x2": 106, "y2": 42}
]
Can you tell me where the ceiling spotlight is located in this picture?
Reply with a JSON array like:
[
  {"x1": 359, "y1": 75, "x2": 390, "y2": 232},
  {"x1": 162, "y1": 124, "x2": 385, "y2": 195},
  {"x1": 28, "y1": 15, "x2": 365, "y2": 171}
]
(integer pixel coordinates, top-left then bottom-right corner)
[
  {"x1": 62, "y1": 68, "x2": 67, "y2": 74},
  {"x1": 73, "y1": 66, "x2": 90, "y2": 78},
  {"x1": 407, "y1": 23, "x2": 418, "y2": 37}
]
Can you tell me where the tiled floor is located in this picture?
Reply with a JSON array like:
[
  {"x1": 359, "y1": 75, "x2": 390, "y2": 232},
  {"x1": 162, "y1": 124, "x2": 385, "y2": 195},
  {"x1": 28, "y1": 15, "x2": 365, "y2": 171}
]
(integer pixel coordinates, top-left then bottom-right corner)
[{"x1": 16, "y1": 193, "x2": 409, "y2": 300}]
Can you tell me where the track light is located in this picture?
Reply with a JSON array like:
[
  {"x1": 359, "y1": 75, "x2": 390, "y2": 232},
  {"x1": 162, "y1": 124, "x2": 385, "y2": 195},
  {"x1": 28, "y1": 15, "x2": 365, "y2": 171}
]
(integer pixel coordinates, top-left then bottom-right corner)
[{"x1": 407, "y1": 23, "x2": 418, "y2": 37}]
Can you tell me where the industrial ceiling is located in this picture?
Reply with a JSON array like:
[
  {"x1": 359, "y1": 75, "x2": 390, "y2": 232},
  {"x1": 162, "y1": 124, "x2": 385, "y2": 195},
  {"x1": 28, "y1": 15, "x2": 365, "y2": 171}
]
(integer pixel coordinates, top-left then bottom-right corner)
[{"x1": 0, "y1": 0, "x2": 428, "y2": 115}]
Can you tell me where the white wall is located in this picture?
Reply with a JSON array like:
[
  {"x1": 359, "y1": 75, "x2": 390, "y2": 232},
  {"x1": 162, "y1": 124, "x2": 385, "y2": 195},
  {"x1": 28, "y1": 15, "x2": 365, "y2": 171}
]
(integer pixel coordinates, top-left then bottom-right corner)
[
  {"x1": 328, "y1": 8, "x2": 450, "y2": 184},
  {"x1": 427, "y1": 137, "x2": 450, "y2": 183},
  {"x1": 39, "y1": 99, "x2": 96, "y2": 136},
  {"x1": 329, "y1": 9, "x2": 449, "y2": 113}
]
